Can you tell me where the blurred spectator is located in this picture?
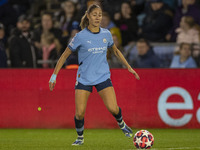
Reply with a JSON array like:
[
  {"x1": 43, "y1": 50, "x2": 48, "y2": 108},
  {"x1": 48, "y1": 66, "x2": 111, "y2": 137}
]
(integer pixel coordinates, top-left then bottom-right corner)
[
  {"x1": 162, "y1": 0, "x2": 178, "y2": 10},
  {"x1": 0, "y1": 0, "x2": 17, "y2": 37},
  {"x1": 63, "y1": 19, "x2": 80, "y2": 50},
  {"x1": 9, "y1": 0, "x2": 32, "y2": 17},
  {"x1": 0, "y1": 23, "x2": 7, "y2": 68},
  {"x1": 166, "y1": 0, "x2": 200, "y2": 42},
  {"x1": 33, "y1": 12, "x2": 63, "y2": 50},
  {"x1": 110, "y1": 27, "x2": 122, "y2": 49},
  {"x1": 104, "y1": 10, "x2": 122, "y2": 46},
  {"x1": 139, "y1": 0, "x2": 173, "y2": 42},
  {"x1": 76, "y1": 0, "x2": 102, "y2": 21},
  {"x1": 41, "y1": 32, "x2": 61, "y2": 68},
  {"x1": 65, "y1": 52, "x2": 79, "y2": 69},
  {"x1": 132, "y1": 38, "x2": 160, "y2": 68},
  {"x1": 107, "y1": 34, "x2": 124, "y2": 68},
  {"x1": 129, "y1": 0, "x2": 145, "y2": 15},
  {"x1": 114, "y1": 1, "x2": 138, "y2": 46},
  {"x1": 55, "y1": 0, "x2": 78, "y2": 37},
  {"x1": 129, "y1": 0, "x2": 145, "y2": 27},
  {"x1": 86, "y1": 0, "x2": 102, "y2": 8},
  {"x1": 196, "y1": 0, "x2": 200, "y2": 5},
  {"x1": 101, "y1": 12, "x2": 116, "y2": 30},
  {"x1": 65, "y1": 28, "x2": 79, "y2": 69},
  {"x1": 9, "y1": 15, "x2": 38, "y2": 68},
  {"x1": 175, "y1": 16, "x2": 200, "y2": 51},
  {"x1": 192, "y1": 44, "x2": 200, "y2": 67},
  {"x1": 29, "y1": 0, "x2": 46, "y2": 18},
  {"x1": 170, "y1": 43, "x2": 197, "y2": 68},
  {"x1": 0, "y1": 21, "x2": 7, "y2": 46},
  {"x1": 79, "y1": 0, "x2": 120, "y2": 17}
]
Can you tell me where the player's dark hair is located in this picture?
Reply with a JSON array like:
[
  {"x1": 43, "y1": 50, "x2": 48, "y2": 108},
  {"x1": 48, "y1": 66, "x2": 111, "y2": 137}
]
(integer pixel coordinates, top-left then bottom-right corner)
[{"x1": 80, "y1": 4, "x2": 101, "y2": 30}]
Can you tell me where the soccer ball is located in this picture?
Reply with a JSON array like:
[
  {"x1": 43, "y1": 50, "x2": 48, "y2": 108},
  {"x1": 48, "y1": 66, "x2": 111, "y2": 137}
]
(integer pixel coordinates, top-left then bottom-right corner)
[{"x1": 133, "y1": 130, "x2": 154, "y2": 149}]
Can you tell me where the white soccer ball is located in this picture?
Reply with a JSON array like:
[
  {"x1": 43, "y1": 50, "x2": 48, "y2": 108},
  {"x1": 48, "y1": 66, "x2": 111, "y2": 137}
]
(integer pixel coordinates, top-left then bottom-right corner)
[{"x1": 133, "y1": 130, "x2": 154, "y2": 149}]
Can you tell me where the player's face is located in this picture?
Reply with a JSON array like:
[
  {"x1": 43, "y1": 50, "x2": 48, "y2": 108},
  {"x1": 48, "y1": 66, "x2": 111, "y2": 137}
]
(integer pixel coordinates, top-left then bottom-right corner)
[{"x1": 88, "y1": 8, "x2": 102, "y2": 27}]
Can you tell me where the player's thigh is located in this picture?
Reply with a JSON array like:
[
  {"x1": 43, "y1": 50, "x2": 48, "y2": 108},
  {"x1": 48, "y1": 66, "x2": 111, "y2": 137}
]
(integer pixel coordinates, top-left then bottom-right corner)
[
  {"x1": 75, "y1": 89, "x2": 91, "y2": 112},
  {"x1": 98, "y1": 86, "x2": 119, "y2": 114}
]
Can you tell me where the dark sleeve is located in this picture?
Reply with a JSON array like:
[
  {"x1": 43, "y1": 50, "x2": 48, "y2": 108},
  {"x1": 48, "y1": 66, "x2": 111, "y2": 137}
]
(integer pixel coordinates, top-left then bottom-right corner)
[
  {"x1": 0, "y1": 49, "x2": 7, "y2": 68},
  {"x1": 49, "y1": 49, "x2": 58, "y2": 60},
  {"x1": 0, "y1": 4, "x2": 17, "y2": 26},
  {"x1": 9, "y1": 37, "x2": 23, "y2": 67},
  {"x1": 142, "y1": 12, "x2": 172, "y2": 32},
  {"x1": 32, "y1": 29, "x2": 41, "y2": 42},
  {"x1": 167, "y1": 8, "x2": 181, "y2": 40},
  {"x1": 130, "y1": 15, "x2": 138, "y2": 32},
  {"x1": 151, "y1": 55, "x2": 161, "y2": 68},
  {"x1": 53, "y1": 28, "x2": 63, "y2": 42}
]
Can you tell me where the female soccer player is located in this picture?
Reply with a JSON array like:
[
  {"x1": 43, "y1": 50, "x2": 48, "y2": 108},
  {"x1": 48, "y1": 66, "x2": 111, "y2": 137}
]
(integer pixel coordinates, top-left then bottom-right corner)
[{"x1": 49, "y1": 4, "x2": 140, "y2": 146}]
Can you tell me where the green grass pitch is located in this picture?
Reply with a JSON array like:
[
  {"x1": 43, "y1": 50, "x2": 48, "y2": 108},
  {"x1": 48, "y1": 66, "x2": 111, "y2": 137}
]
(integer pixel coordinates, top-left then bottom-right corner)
[{"x1": 0, "y1": 129, "x2": 200, "y2": 150}]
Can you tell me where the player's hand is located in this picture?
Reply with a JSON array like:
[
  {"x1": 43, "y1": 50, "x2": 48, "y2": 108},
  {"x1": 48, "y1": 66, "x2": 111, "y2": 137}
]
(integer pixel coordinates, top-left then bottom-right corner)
[
  {"x1": 128, "y1": 66, "x2": 140, "y2": 80},
  {"x1": 49, "y1": 74, "x2": 57, "y2": 91}
]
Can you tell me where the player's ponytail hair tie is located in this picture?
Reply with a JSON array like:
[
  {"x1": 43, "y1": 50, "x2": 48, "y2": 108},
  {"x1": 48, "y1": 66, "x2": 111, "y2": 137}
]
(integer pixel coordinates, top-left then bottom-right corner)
[{"x1": 80, "y1": 4, "x2": 101, "y2": 30}]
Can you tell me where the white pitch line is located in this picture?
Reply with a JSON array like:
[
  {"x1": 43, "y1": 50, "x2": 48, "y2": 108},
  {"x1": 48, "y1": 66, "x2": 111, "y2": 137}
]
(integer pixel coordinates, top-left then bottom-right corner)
[
  {"x1": 149, "y1": 147, "x2": 200, "y2": 150},
  {"x1": 166, "y1": 148, "x2": 200, "y2": 150},
  {"x1": 124, "y1": 147, "x2": 200, "y2": 150}
]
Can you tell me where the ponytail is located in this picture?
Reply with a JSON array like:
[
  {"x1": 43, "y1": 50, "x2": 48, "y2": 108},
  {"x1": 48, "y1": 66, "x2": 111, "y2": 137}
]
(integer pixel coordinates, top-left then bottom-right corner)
[
  {"x1": 80, "y1": 4, "x2": 101, "y2": 30},
  {"x1": 80, "y1": 12, "x2": 89, "y2": 30}
]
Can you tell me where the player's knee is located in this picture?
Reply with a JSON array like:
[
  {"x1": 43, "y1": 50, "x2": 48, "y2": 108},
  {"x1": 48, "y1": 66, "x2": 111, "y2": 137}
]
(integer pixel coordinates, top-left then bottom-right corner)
[
  {"x1": 108, "y1": 106, "x2": 119, "y2": 115},
  {"x1": 75, "y1": 110, "x2": 85, "y2": 120}
]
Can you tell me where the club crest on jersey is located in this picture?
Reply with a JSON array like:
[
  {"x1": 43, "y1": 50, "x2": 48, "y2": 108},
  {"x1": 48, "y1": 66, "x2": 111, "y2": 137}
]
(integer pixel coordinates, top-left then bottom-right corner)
[{"x1": 103, "y1": 38, "x2": 107, "y2": 43}]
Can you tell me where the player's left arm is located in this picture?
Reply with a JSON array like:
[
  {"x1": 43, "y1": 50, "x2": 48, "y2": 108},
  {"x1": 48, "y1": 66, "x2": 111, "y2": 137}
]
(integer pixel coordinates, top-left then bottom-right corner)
[{"x1": 112, "y1": 44, "x2": 140, "y2": 80}]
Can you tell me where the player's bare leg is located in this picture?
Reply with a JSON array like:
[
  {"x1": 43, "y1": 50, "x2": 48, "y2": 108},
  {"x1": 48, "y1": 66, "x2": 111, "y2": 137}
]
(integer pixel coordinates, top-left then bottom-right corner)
[
  {"x1": 98, "y1": 86, "x2": 133, "y2": 138},
  {"x1": 72, "y1": 89, "x2": 91, "y2": 146}
]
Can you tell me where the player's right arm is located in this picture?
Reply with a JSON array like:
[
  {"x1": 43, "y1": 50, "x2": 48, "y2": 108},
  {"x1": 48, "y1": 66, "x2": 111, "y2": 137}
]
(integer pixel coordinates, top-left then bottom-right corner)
[{"x1": 49, "y1": 47, "x2": 72, "y2": 91}]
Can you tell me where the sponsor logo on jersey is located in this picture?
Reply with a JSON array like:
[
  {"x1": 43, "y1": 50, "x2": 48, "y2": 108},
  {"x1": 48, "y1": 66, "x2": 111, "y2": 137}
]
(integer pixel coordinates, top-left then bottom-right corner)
[{"x1": 88, "y1": 47, "x2": 107, "y2": 54}]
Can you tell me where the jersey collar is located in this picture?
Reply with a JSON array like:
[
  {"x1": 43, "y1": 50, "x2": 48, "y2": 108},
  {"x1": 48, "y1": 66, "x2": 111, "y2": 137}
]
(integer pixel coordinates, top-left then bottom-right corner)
[{"x1": 86, "y1": 27, "x2": 101, "y2": 34}]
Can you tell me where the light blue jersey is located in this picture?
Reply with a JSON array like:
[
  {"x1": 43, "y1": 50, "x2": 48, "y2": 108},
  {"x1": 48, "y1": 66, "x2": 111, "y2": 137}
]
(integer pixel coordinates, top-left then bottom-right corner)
[{"x1": 68, "y1": 27, "x2": 114, "y2": 85}]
